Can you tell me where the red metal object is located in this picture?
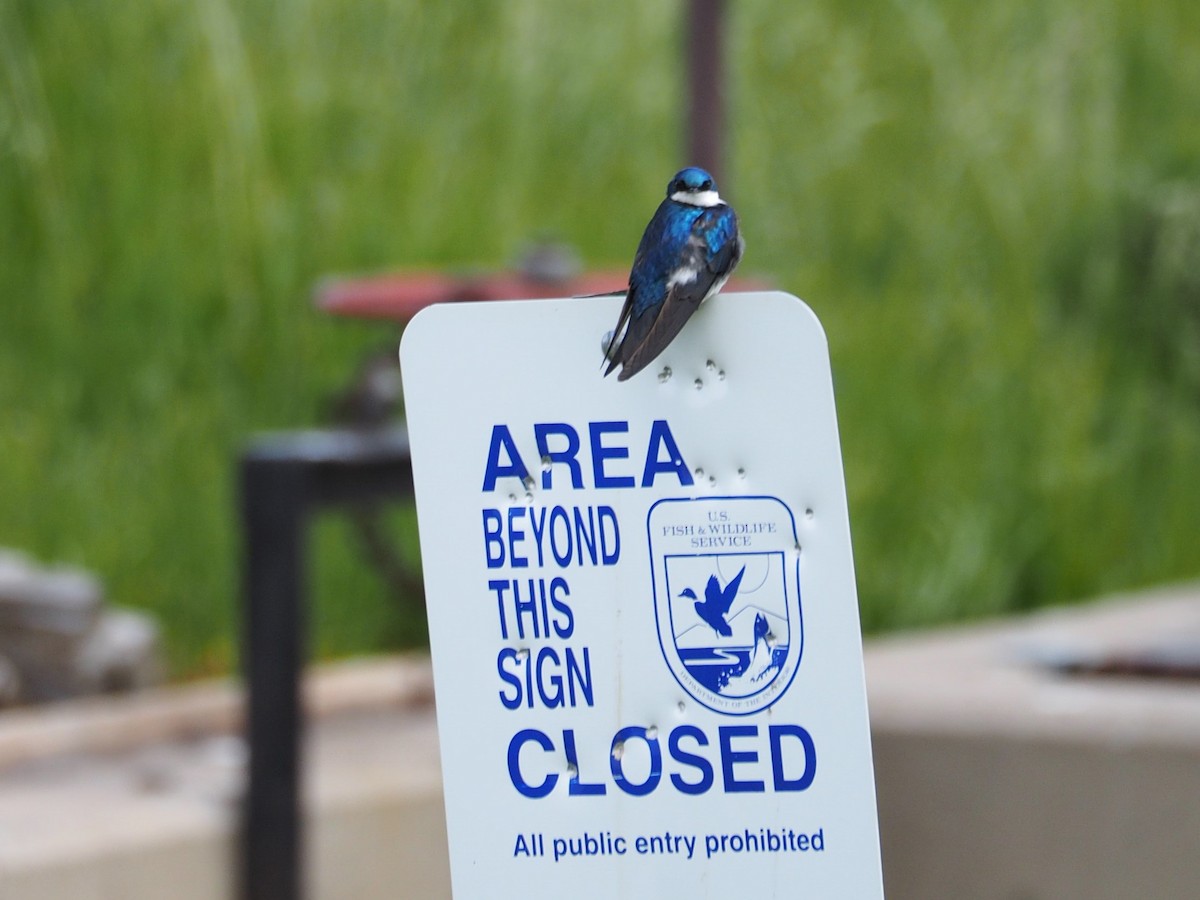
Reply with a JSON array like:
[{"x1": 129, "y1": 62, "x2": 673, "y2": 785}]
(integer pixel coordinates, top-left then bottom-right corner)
[
  {"x1": 316, "y1": 269, "x2": 770, "y2": 322},
  {"x1": 316, "y1": 270, "x2": 623, "y2": 321}
]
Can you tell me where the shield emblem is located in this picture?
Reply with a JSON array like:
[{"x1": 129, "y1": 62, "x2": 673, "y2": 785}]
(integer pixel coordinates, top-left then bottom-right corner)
[{"x1": 648, "y1": 496, "x2": 803, "y2": 715}]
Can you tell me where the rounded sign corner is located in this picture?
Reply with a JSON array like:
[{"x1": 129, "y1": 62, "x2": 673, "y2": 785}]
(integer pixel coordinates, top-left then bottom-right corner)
[{"x1": 398, "y1": 303, "x2": 445, "y2": 364}]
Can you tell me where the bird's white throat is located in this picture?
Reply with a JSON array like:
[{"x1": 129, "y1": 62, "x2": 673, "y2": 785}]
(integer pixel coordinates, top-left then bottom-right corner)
[{"x1": 670, "y1": 189, "x2": 723, "y2": 208}]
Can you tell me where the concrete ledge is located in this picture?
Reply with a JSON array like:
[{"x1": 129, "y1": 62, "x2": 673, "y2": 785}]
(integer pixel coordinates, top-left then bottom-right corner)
[
  {"x1": 869, "y1": 582, "x2": 1200, "y2": 899},
  {"x1": 0, "y1": 655, "x2": 434, "y2": 769},
  {"x1": 0, "y1": 656, "x2": 448, "y2": 900}
]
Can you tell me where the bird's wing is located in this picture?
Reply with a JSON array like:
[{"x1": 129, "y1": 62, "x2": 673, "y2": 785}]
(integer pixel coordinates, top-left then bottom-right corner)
[
  {"x1": 612, "y1": 205, "x2": 742, "y2": 381},
  {"x1": 698, "y1": 205, "x2": 743, "y2": 282},
  {"x1": 718, "y1": 566, "x2": 746, "y2": 614},
  {"x1": 612, "y1": 282, "x2": 704, "y2": 380},
  {"x1": 603, "y1": 202, "x2": 676, "y2": 376}
]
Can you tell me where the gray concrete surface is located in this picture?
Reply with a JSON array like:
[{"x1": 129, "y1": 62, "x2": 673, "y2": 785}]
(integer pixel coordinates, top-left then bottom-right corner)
[
  {"x1": 0, "y1": 658, "x2": 449, "y2": 899},
  {"x1": 869, "y1": 583, "x2": 1200, "y2": 899}
]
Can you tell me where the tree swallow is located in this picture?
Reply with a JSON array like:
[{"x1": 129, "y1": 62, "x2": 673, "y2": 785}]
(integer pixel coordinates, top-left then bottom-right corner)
[{"x1": 604, "y1": 166, "x2": 744, "y2": 381}]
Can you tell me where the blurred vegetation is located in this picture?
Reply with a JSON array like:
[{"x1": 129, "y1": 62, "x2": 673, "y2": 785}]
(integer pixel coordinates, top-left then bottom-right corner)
[{"x1": 2, "y1": 0, "x2": 1199, "y2": 676}]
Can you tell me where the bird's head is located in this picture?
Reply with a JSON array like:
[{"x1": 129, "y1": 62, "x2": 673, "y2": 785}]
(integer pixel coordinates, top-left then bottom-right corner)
[
  {"x1": 679, "y1": 587, "x2": 698, "y2": 600},
  {"x1": 667, "y1": 167, "x2": 722, "y2": 207}
]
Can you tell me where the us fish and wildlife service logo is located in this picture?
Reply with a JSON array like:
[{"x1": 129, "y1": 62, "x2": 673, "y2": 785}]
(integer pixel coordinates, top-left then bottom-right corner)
[{"x1": 647, "y1": 496, "x2": 803, "y2": 715}]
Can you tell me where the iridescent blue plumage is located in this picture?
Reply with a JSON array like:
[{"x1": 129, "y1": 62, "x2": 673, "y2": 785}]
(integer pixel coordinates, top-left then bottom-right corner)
[{"x1": 604, "y1": 167, "x2": 744, "y2": 381}]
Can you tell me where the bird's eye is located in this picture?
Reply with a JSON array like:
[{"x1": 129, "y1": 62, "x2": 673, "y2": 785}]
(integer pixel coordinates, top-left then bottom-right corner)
[{"x1": 702, "y1": 180, "x2": 713, "y2": 191}]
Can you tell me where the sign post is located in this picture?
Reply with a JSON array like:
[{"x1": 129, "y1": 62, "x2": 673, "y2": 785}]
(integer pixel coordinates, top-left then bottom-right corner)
[{"x1": 400, "y1": 292, "x2": 883, "y2": 897}]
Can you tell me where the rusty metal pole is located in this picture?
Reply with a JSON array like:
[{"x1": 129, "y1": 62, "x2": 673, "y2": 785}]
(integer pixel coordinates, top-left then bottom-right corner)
[{"x1": 686, "y1": 0, "x2": 728, "y2": 189}]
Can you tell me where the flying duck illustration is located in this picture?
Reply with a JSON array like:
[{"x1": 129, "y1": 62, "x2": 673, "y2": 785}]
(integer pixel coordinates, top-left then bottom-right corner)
[{"x1": 680, "y1": 565, "x2": 747, "y2": 637}]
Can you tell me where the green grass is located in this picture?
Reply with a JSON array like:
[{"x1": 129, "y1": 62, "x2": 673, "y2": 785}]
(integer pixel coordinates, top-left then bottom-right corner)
[{"x1": 2, "y1": 0, "x2": 1200, "y2": 675}]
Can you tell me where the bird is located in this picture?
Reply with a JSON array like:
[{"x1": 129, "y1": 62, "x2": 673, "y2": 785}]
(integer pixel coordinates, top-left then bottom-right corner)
[
  {"x1": 684, "y1": 565, "x2": 747, "y2": 638},
  {"x1": 603, "y1": 166, "x2": 744, "y2": 381}
]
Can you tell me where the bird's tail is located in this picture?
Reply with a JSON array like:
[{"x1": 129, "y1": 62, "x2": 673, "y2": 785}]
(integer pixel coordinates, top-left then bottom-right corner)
[{"x1": 601, "y1": 297, "x2": 635, "y2": 377}]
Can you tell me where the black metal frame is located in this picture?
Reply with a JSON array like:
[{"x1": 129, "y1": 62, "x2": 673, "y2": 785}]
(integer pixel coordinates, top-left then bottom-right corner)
[{"x1": 239, "y1": 427, "x2": 413, "y2": 900}]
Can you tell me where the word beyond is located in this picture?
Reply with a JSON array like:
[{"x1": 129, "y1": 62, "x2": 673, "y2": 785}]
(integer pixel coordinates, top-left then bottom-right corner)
[{"x1": 483, "y1": 505, "x2": 620, "y2": 571}]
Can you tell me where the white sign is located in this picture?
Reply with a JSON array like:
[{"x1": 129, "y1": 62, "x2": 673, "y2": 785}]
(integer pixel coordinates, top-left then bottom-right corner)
[{"x1": 400, "y1": 292, "x2": 882, "y2": 898}]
